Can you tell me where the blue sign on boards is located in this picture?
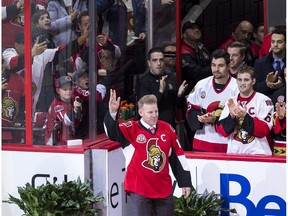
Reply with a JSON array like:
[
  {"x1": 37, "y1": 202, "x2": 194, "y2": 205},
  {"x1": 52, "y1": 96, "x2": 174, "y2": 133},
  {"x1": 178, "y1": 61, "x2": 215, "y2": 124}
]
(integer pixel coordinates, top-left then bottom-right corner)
[{"x1": 220, "y1": 174, "x2": 286, "y2": 216}]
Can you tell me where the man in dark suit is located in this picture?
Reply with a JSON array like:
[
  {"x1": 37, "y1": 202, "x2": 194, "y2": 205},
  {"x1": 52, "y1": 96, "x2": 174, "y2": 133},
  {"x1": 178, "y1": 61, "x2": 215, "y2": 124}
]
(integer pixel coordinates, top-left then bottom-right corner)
[{"x1": 254, "y1": 27, "x2": 286, "y2": 98}]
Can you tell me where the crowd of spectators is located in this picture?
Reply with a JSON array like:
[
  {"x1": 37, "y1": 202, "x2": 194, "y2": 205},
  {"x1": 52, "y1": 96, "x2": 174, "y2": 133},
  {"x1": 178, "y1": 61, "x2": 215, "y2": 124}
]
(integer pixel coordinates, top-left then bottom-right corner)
[{"x1": 1, "y1": 1, "x2": 286, "y2": 156}]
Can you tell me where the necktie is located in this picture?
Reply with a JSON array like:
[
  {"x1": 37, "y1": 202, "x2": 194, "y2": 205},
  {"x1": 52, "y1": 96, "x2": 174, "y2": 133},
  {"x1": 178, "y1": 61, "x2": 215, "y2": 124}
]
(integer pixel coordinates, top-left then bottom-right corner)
[
  {"x1": 275, "y1": 60, "x2": 281, "y2": 72},
  {"x1": 149, "y1": 127, "x2": 155, "y2": 134}
]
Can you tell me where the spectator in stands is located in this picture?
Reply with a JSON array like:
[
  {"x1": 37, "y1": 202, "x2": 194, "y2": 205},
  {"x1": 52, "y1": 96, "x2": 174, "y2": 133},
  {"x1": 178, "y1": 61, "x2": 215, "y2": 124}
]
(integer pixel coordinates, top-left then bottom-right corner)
[
  {"x1": 2, "y1": 31, "x2": 25, "y2": 75},
  {"x1": 254, "y1": 27, "x2": 286, "y2": 98},
  {"x1": 72, "y1": 68, "x2": 107, "y2": 138},
  {"x1": 31, "y1": 10, "x2": 56, "y2": 49},
  {"x1": 270, "y1": 67, "x2": 286, "y2": 156},
  {"x1": 31, "y1": 9, "x2": 88, "y2": 113},
  {"x1": 162, "y1": 41, "x2": 176, "y2": 73},
  {"x1": 104, "y1": 90, "x2": 192, "y2": 216},
  {"x1": 73, "y1": 0, "x2": 146, "y2": 55},
  {"x1": 32, "y1": 32, "x2": 88, "y2": 112},
  {"x1": 250, "y1": 23, "x2": 264, "y2": 59},
  {"x1": 45, "y1": 76, "x2": 82, "y2": 145},
  {"x1": 97, "y1": 45, "x2": 125, "y2": 133},
  {"x1": 227, "y1": 41, "x2": 246, "y2": 78},
  {"x1": 73, "y1": 0, "x2": 114, "y2": 15},
  {"x1": 47, "y1": 0, "x2": 79, "y2": 47},
  {"x1": 272, "y1": 100, "x2": 286, "y2": 156},
  {"x1": 216, "y1": 65, "x2": 274, "y2": 155},
  {"x1": 2, "y1": 29, "x2": 49, "y2": 75},
  {"x1": 186, "y1": 49, "x2": 239, "y2": 152},
  {"x1": 2, "y1": 31, "x2": 46, "y2": 76},
  {"x1": 259, "y1": 25, "x2": 285, "y2": 58},
  {"x1": 72, "y1": 11, "x2": 121, "y2": 73},
  {"x1": 1, "y1": 55, "x2": 25, "y2": 142},
  {"x1": 137, "y1": 47, "x2": 188, "y2": 128},
  {"x1": 218, "y1": 20, "x2": 255, "y2": 66},
  {"x1": 181, "y1": 20, "x2": 211, "y2": 95},
  {"x1": 219, "y1": 20, "x2": 254, "y2": 48},
  {"x1": 2, "y1": 0, "x2": 25, "y2": 50},
  {"x1": 106, "y1": 0, "x2": 147, "y2": 54},
  {"x1": 2, "y1": 0, "x2": 47, "y2": 49},
  {"x1": 1, "y1": 0, "x2": 24, "y2": 23}
]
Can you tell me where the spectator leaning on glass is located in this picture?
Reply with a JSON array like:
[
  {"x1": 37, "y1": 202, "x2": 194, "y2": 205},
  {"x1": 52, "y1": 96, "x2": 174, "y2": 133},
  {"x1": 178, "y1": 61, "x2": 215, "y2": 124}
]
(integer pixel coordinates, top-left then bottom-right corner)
[
  {"x1": 45, "y1": 76, "x2": 82, "y2": 146},
  {"x1": 216, "y1": 65, "x2": 274, "y2": 155},
  {"x1": 104, "y1": 89, "x2": 192, "y2": 216}
]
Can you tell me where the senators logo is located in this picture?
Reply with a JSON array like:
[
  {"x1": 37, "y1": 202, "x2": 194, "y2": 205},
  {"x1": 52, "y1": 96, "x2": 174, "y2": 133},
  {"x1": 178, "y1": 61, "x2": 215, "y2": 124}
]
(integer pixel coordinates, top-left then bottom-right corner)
[
  {"x1": 142, "y1": 138, "x2": 166, "y2": 172},
  {"x1": 234, "y1": 128, "x2": 255, "y2": 144},
  {"x1": 2, "y1": 97, "x2": 18, "y2": 122},
  {"x1": 233, "y1": 119, "x2": 255, "y2": 144}
]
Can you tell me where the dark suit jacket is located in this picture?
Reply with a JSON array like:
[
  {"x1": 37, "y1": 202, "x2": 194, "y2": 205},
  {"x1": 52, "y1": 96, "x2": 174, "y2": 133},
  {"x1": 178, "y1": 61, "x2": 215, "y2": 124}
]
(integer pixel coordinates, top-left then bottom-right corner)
[{"x1": 254, "y1": 52, "x2": 286, "y2": 97}]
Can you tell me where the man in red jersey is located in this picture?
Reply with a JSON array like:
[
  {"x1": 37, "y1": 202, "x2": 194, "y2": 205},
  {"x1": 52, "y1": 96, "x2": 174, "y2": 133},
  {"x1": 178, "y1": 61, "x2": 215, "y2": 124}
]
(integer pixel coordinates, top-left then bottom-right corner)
[{"x1": 104, "y1": 90, "x2": 192, "y2": 216}]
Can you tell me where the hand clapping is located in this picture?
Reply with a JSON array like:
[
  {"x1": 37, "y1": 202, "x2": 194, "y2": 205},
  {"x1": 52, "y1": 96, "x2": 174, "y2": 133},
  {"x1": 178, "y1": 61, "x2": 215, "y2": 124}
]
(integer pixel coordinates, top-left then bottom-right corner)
[
  {"x1": 275, "y1": 102, "x2": 286, "y2": 120},
  {"x1": 228, "y1": 99, "x2": 247, "y2": 119}
]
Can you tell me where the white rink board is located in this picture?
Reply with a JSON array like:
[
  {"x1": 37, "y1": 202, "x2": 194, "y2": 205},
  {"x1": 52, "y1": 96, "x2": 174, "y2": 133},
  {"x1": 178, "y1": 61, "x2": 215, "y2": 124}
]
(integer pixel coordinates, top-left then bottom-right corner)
[{"x1": 2, "y1": 151, "x2": 85, "y2": 216}]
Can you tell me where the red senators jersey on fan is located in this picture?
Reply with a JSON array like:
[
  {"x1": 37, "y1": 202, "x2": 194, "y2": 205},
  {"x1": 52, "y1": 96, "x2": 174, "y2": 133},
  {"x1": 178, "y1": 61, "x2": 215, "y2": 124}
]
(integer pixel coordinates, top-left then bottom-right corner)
[
  {"x1": 2, "y1": 0, "x2": 24, "y2": 48},
  {"x1": 104, "y1": 115, "x2": 192, "y2": 198},
  {"x1": 45, "y1": 98, "x2": 79, "y2": 145},
  {"x1": 2, "y1": 73, "x2": 25, "y2": 126}
]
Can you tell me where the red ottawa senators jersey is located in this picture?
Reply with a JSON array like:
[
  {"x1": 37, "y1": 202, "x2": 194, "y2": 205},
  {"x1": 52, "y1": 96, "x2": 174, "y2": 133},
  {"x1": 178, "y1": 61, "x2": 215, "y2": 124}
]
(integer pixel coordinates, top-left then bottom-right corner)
[
  {"x1": 104, "y1": 115, "x2": 192, "y2": 198},
  {"x1": 2, "y1": 73, "x2": 25, "y2": 126},
  {"x1": 2, "y1": 0, "x2": 24, "y2": 48},
  {"x1": 45, "y1": 98, "x2": 79, "y2": 145}
]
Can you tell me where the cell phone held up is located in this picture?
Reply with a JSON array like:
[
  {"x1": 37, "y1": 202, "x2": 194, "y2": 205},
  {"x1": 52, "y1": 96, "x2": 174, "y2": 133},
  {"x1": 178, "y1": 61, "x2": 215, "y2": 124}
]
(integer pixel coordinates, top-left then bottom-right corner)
[{"x1": 34, "y1": 35, "x2": 47, "y2": 44}]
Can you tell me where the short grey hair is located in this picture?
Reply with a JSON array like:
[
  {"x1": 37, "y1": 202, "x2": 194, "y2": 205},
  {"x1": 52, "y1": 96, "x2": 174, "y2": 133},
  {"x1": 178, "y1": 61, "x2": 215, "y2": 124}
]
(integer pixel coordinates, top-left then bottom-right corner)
[{"x1": 138, "y1": 94, "x2": 157, "y2": 109}]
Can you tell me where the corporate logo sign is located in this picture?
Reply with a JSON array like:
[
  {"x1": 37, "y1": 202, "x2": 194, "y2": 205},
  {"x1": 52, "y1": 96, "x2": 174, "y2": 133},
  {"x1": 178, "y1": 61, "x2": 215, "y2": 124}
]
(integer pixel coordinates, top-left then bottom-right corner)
[{"x1": 220, "y1": 173, "x2": 286, "y2": 216}]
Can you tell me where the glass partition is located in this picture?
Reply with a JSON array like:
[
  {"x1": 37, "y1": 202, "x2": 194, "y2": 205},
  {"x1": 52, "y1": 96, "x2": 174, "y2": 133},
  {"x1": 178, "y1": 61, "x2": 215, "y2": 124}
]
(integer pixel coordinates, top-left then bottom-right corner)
[
  {"x1": 1, "y1": 0, "x2": 150, "y2": 146},
  {"x1": 2, "y1": 0, "x2": 273, "y2": 153}
]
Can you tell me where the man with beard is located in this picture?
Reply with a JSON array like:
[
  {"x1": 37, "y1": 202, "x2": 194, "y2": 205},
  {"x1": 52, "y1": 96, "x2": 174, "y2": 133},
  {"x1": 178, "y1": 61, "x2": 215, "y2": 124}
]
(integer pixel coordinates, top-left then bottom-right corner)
[
  {"x1": 137, "y1": 47, "x2": 188, "y2": 128},
  {"x1": 254, "y1": 27, "x2": 286, "y2": 98},
  {"x1": 186, "y1": 49, "x2": 239, "y2": 152}
]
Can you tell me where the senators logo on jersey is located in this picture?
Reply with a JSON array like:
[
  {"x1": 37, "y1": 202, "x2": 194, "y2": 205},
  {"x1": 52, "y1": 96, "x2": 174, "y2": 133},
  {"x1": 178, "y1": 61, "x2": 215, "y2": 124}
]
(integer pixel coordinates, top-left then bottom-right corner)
[
  {"x1": 234, "y1": 119, "x2": 255, "y2": 144},
  {"x1": 142, "y1": 138, "x2": 166, "y2": 172},
  {"x1": 234, "y1": 128, "x2": 255, "y2": 144},
  {"x1": 2, "y1": 97, "x2": 18, "y2": 122}
]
